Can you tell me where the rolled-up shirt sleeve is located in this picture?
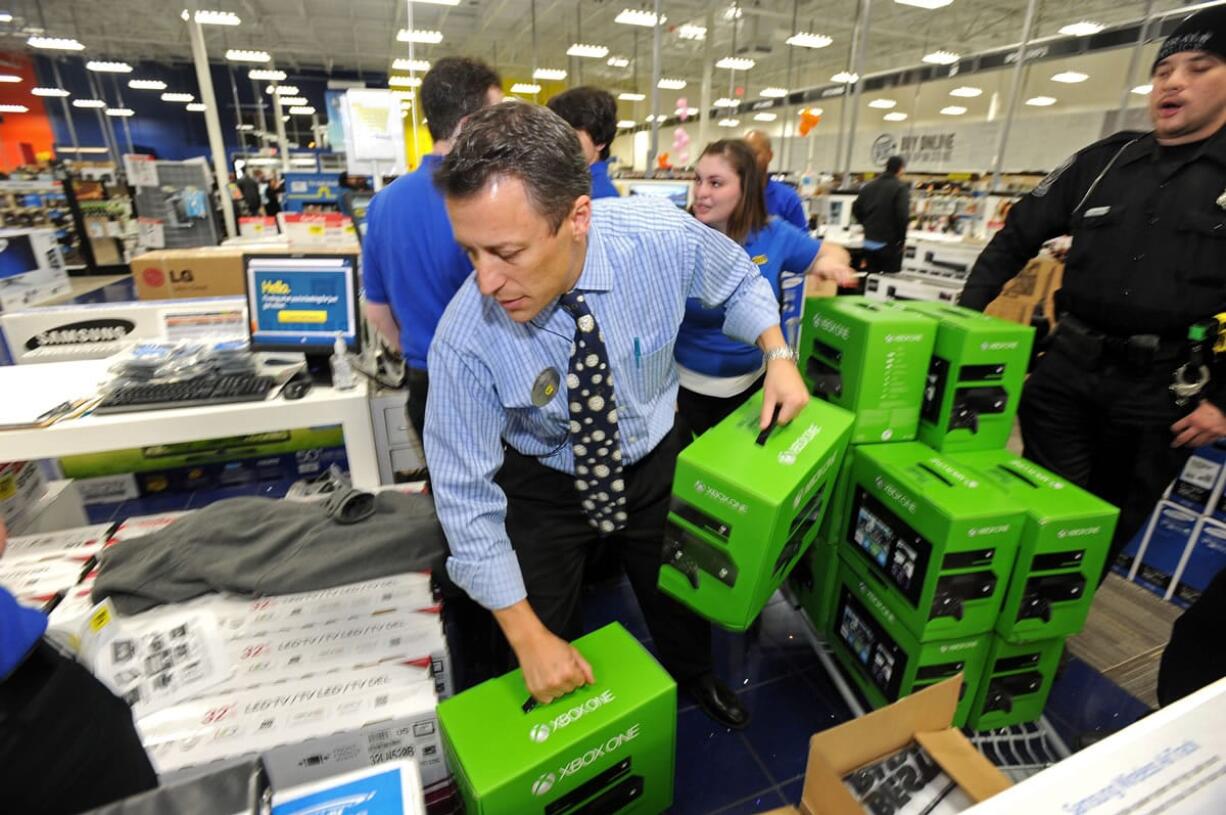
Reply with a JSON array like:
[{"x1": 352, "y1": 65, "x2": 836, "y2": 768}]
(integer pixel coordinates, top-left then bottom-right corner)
[
  {"x1": 683, "y1": 217, "x2": 780, "y2": 345},
  {"x1": 424, "y1": 336, "x2": 526, "y2": 610}
]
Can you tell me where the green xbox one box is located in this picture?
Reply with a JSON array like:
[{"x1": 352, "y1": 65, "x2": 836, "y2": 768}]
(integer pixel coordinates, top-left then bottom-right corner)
[
  {"x1": 660, "y1": 393, "x2": 854, "y2": 631},
  {"x1": 828, "y1": 556, "x2": 989, "y2": 727},
  {"x1": 789, "y1": 452, "x2": 857, "y2": 634},
  {"x1": 894, "y1": 301, "x2": 1035, "y2": 453},
  {"x1": 953, "y1": 450, "x2": 1118, "y2": 643},
  {"x1": 438, "y1": 624, "x2": 675, "y2": 815},
  {"x1": 836, "y1": 442, "x2": 1024, "y2": 642},
  {"x1": 799, "y1": 296, "x2": 936, "y2": 444},
  {"x1": 967, "y1": 635, "x2": 1065, "y2": 731}
]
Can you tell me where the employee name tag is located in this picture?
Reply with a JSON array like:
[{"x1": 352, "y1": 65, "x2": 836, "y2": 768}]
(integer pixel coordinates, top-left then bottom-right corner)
[{"x1": 531, "y1": 368, "x2": 561, "y2": 407}]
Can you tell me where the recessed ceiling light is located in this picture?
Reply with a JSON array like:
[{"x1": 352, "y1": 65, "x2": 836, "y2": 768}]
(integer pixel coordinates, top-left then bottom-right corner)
[
  {"x1": 534, "y1": 68, "x2": 567, "y2": 81},
  {"x1": 716, "y1": 56, "x2": 755, "y2": 71},
  {"x1": 618, "y1": 91, "x2": 645, "y2": 101},
  {"x1": 717, "y1": 118, "x2": 740, "y2": 127},
  {"x1": 567, "y1": 43, "x2": 609, "y2": 59},
  {"x1": 237, "y1": 123, "x2": 255, "y2": 131},
  {"x1": 0, "y1": 103, "x2": 29, "y2": 112},
  {"x1": 392, "y1": 91, "x2": 415, "y2": 100},
  {"x1": 248, "y1": 69, "x2": 286, "y2": 81},
  {"x1": 678, "y1": 24, "x2": 706, "y2": 41},
  {"x1": 615, "y1": 9, "x2": 665, "y2": 27},
  {"x1": 86, "y1": 60, "x2": 132, "y2": 73},
  {"x1": 868, "y1": 99, "x2": 897, "y2": 109},
  {"x1": 949, "y1": 86, "x2": 983, "y2": 98},
  {"x1": 277, "y1": 96, "x2": 308, "y2": 106},
  {"x1": 760, "y1": 87, "x2": 788, "y2": 98},
  {"x1": 392, "y1": 58, "x2": 430, "y2": 72},
  {"x1": 129, "y1": 79, "x2": 166, "y2": 90},
  {"x1": 722, "y1": 5, "x2": 743, "y2": 20},
  {"x1": 714, "y1": 97, "x2": 739, "y2": 108},
  {"x1": 408, "y1": 0, "x2": 460, "y2": 5},
  {"x1": 884, "y1": 112, "x2": 908, "y2": 122},
  {"x1": 27, "y1": 36, "x2": 85, "y2": 50},
  {"x1": 607, "y1": 56, "x2": 630, "y2": 68},
  {"x1": 658, "y1": 78, "x2": 686, "y2": 90},
  {"x1": 181, "y1": 10, "x2": 241, "y2": 25},
  {"x1": 225, "y1": 49, "x2": 270, "y2": 62},
  {"x1": 105, "y1": 107, "x2": 134, "y2": 117},
  {"x1": 617, "y1": 119, "x2": 637, "y2": 128},
  {"x1": 1051, "y1": 71, "x2": 1088, "y2": 84},
  {"x1": 0, "y1": 13, "x2": 11, "y2": 23},
  {"x1": 1131, "y1": 84, "x2": 1152, "y2": 95},
  {"x1": 266, "y1": 85, "x2": 300, "y2": 95},
  {"x1": 894, "y1": 0, "x2": 953, "y2": 8},
  {"x1": 511, "y1": 83, "x2": 541, "y2": 94},
  {"x1": 753, "y1": 112, "x2": 777, "y2": 122},
  {"x1": 923, "y1": 50, "x2": 960, "y2": 65},
  {"x1": 289, "y1": 106, "x2": 315, "y2": 115},
  {"x1": 32, "y1": 87, "x2": 70, "y2": 97},
  {"x1": 186, "y1": 102, "x2": 207, "y2": 112},
  {"x1": 397, "y1": 29, "x2": 442, "y2": 44},
  {"x1": 161, "y1": 92, "x2": 194, "y2": 102},
  {"x1": 1026, "y1": 96, "x2": 1057, "y2": 107},
  {"x1": 388, "y1": 76, "x2": 421, "y2": 88},
  {"x1": 940, "y1": 105, "x2": 967, "y2": 115},
  {"x1": 1060, "y1": 21, "x2": 1104, "y2": 37},
  {"x1": 72, "y1": 99, "x2": 106, "y2": 109},
  {"x1": 786, "y1": 32, "x2": 833, "y2": 49},
  {"x1": 831, "y1": 72, "x2": 859, "y2": 84},
  {"x1": 0, "y1": 74, "x2": 20, "y2": 83}
]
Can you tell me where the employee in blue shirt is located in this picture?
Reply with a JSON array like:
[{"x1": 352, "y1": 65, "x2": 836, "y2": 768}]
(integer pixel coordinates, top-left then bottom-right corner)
[
  {"x1": 426, "y1": 102, "x2": 813, "y2": 729},
  {"x1": 678, "y1": 140, "x2": 854, "y2": 437},
  {"x1": 745, "y1": 129, "x2": 808, "y2": 229},
  {"x1": 547, "y1": 86, "x2": 621, "y2": 199},
  {"x1": 363, "y1": 57, "x2": 504, "y2": 440},
  {"x1": 0, "y1": 521, "x2": 157, "y2": 812}
]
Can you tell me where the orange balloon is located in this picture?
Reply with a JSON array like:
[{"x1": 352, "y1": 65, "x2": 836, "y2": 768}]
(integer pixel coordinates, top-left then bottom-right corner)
[
  {"x1": 657, "y1": 152, "x2": 673, "y2": 170},
  {"x1": 798, "y1": 110, "x2": 822, "y2": 137}
]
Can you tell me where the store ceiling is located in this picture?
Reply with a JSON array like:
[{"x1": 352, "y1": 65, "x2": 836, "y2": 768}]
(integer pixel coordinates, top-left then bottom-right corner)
[{"x1": 3, "y1": 0, "x2": 1201, "y2": 114}]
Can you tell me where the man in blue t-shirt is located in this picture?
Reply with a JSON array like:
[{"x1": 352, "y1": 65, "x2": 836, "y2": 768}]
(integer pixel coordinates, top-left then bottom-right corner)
[
  {"x1": 744, "y1": 129, "x2": 807, "y2": 229},
  {"x1": 363, "y1": 57, "x2": 504, "y2": 440},
  {"x1": 547, "y1": 87, "x2": 621, "y2": 199}
]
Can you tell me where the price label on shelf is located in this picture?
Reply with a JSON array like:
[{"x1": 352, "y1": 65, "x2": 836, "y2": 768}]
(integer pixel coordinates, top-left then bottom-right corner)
[{"x1": 137, "y1": 217, "x2": 165, "y2": 249}]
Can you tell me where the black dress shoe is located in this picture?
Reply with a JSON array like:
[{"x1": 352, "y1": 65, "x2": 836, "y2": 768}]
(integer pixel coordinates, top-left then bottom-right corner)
[{"x1": 684, "y1": 673, "x2": 751, "y2": 730}]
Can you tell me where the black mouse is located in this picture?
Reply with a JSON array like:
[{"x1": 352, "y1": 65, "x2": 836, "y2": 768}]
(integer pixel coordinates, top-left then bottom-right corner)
[{"x1": 282, "y1": 371, "x2": 313, "y2": 400}]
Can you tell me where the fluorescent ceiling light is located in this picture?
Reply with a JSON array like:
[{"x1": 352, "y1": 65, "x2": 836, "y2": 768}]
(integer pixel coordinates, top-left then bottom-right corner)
[
  {"x1": 753, "y1": 112, "x2": 777, "y2": 122},
  {"x1": 186, "y1": 102, "x2": 207, "y2": 112},
  {"x1": 922, "y1": 50, "x2": 960, "y2": 65},
  {"x1": 282, "y1": 115, "x2": 289, "y2": 121},
  {"x1": 397, "y1": 29, "x2": 443, "y2": 44},
  {"x1": 161, "y1": 92, "x2": 194, "y2": 102},
  {"x1": 617, "y1": 119, "x2": 636, "y2": 128},
  {"x1": 129, "y1": 79, "x2": 166, "y2": 90},
  {"x1": 618, "y1": 91, "x2": 645, "y2": 101},
  {"x1": 678, "y1": 106, "x2": 699, "y2": 116},
  {"x1": 868, "y1": 99, "x2": 897, "y2": 109},
  {"x1": 237, "y1": 123, "x2": 255, "y2": 131},
  {"x1": 392, "y1": 90, "x2": 415, "y2": 100},
  {"x1": 679, "y1": 24, "x2": 706, "y2": 40},
  {"x1": 57, "y1": 146, "x2": 110, "y2": 154},
  {"x1": 714, "y1": 97, "x2": 739, "y2": 108},
  {"x1": 86, "y1": 60, "x2": 133, "y2": 73},
  {"x1": 786, "y1": 32, "x2": 833, "y2": 49},
  {"x1": 723, "y1": 5, "x2": 743, "y2": 20},
  {"x1": 831, "y1": 71, "x2": 859, "y2": 84},
  {"x1": 1060, "y1": 21, "x2": 1104, "y2": 37},
  {"x1": 534, "y1": 68, "x2": 567, "y2": 80},
  {"x1": 658, "y1": 77, "x2": 686, "y2": 90},
  {"x1": 645, "y1": 113, "x2": 665, "y2": 122},
  {"x1": 278, "y1": 96, "x2": 308, "y2": 106},
  {"x1": 0, "y1": 103, "x2": 28, "y2": 112},
  {"x1": 883, "y1": 112, "x2": 908, "y2": 122},
  {"x1": 511, "y1": 83, "x2": 541, "y2": 94},
  {"x1": 72, "y1": 99, "x2": 106, "y2": 108},
  {"x1": 1131, "y1": 84, "x2": 1152, "y2": 95},
  {"x1": 717, "y1": 118, "x2": 740, "y2": 127},
  {"x1": 1051, "y1": 71, "x2": 1088, "y2": 84},
  {"x1": 940, "y1": 105, "x2": 967, "y2": 115},
  {"x1": 949, "y1": 86, "x2": 982, "y2": 98},
  {"x1": 266, "y1": 85, "x2": 300, "y2": 95},
  {"x1": 0, "y1": 13, "x2": 11, "y2": 22},
  {"x1": 388, "y1": 76, "x2": 422, "y2": 88},
  {"x1": 615, "y1": 9, "x2": 665, "y2": 27},
  {"x1": 27, "y1": 36, "x2": 85, "y2": 50},
  {"x1": 248, "y1": 69, "x2": 286, "y2": 81},
  {"x1": 392, "y1": 58, "x2": 430, "y2": 72},
  {"x1": 760, "y1": 87, "x2": 788, "y2": 98},
  {"x1": 105, "y1": 107, "x2": 134, "y2": 117},
  {"x1": 181, "y1": 9, "x2": 241, "y2": 25},
  {"x1": 1026, "y1": 96, "x2": 1057, "y2": 107},
  {"x1": 0, "y1": 74, "x2": 20, "y2": 83},
  {"x1": 894, "y1": 0, "x2": 953, "y2": 8},
  {"x1": 716, "y1": 56, "x2": 755, "y2": 71},
  {"x1": 408, "y1": 0, "x2": 460, "y2": 5},
  {"x1": 567, "y1": 43, "x2": 609, "y2": 59},
  {"x1": 32, "y1": 87, "x2": 70, "y2": 97},
  {"x1": 289, "y1": 106, "x2": 315, "y2": 115},
  {"x1": 225, "y1": 49, "x2": 270, "y2": 62},
  {"x1": 607, "y1": 56, "x2": 630, "y2": 67}
]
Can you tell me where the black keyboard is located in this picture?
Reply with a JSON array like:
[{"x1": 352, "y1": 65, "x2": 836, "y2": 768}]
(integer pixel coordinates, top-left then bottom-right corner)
[{"x1": 94, "y1": 374, "x2": 276, "y2": 414}]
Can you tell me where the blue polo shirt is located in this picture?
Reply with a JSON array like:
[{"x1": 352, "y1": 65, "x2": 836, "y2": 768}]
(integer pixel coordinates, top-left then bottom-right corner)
[
  {"x1": 590, "y1": 160, "x2": 620, "y2": 199},
  {"x1": 1, "y1": 586, "x2": 46, "y2": 680},
  {"x1": 676, "y1": 218, "x2": 821, "y2": 377},
  {"x1": 765, "y1": 179, "x2": 807, "y2": 230},
  {"x1": 362, "y1": 154, "x2": 474, "y2": 371}
]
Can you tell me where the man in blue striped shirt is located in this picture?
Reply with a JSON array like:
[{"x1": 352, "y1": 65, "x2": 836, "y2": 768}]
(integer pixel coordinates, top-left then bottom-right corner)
[{"x1": 427, "y1": 102, "x2": 825, "y2": 729}]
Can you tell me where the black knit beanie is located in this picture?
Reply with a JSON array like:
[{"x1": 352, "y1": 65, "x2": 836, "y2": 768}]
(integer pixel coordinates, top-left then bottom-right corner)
[{"x1": 1153, "y1": 6, "x2": 1226, "y2": 73}]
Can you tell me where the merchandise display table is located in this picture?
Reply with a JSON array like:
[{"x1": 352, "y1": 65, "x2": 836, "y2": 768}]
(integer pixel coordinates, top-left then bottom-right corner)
[{"x1": 0, "y1": 359, "x2": 380, "y2": 488}]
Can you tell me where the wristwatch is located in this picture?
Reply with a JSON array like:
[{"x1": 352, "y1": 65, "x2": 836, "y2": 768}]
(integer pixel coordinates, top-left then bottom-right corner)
[{"x1": 763, "y1": 346, "x2": 798, "y2": 364}]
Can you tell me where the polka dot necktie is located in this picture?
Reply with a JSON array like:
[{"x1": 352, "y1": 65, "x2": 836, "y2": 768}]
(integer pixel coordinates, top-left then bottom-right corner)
[{"x1": 559, "y1": 290, "x2": 627, "y2": 534}]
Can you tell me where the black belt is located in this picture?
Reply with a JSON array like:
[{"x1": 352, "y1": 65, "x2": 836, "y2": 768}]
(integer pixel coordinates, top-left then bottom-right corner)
[
  {"x1": 0, "y1": 639, "x2": 61, "y2": 714},
  {"x1": 1055, "y1": 314, "x2": 1186, "y2": 368}
]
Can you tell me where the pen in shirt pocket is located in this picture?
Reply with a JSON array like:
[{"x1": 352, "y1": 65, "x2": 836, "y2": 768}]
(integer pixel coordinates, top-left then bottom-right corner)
[{"x1": 634, "y1": 338, "x2": 641, "y2": 369}]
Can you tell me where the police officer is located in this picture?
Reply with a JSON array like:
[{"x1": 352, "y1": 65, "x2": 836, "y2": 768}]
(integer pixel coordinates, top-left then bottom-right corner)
[{"x1": 961, "y1": 6, "x2": 1226, "y2": 578}]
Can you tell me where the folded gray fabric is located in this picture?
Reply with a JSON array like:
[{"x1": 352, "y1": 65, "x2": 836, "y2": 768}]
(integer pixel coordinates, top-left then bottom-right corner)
[{"x1": 92, "y1": 489, "x2": 446, "y2": 614}]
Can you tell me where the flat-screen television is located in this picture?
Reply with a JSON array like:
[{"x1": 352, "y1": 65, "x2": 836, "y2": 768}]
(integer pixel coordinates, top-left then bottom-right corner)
[{"x1": 628, "y1": 182, "x2": 690, "y2": 209}]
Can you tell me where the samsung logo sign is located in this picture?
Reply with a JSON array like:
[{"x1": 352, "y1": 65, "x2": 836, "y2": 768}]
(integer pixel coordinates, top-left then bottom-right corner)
[{"x1": 26, "y1": 319, "x2": 136, "y2": 350}]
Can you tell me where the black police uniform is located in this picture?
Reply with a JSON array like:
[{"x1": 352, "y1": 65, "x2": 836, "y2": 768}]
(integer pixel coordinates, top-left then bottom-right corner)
[{"x1": 961, "y1": 124, "x2": 1226, "y2": 577}]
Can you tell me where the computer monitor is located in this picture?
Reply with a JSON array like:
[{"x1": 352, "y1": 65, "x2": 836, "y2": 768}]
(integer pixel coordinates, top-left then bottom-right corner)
[
  {"x1": 243, "y1": 253, "x2": 361, "y2": 381},
  {"x1": 0, "y1": 233, "x2": 41, "y2": 283},
  {"x1": 628, "y1": 182, "x2": 691, "y2": 209}
]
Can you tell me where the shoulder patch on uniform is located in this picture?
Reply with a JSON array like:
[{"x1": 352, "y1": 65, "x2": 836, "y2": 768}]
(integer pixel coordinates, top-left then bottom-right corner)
[{"x1": 1032, "y1": 153, "x2": 1074, "y2": 198}]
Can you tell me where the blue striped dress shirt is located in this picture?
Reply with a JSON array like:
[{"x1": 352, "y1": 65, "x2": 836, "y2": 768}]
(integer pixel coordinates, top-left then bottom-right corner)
[{"x1": 424, "y1": 196, "x2": 780, "y2": 610}]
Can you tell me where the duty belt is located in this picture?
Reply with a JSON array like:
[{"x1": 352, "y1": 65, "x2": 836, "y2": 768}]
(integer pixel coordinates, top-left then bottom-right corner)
[{"x1": 1053, "y1": 314, "x2": 1185, "y2": 369}]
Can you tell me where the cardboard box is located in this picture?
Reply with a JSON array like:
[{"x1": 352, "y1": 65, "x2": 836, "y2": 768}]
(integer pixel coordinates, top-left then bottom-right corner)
[
  {"x1": 965, "y1": 677, "x2": 1225, "y2": 814},
  {"x1": 954, "y1": 451, "x2": 1117, "y2": 642},
  {"x1": 764, "y1": 677, "x2": 1011, "y2": 814},
  {"x1": 981, "y1": 297, "x2": 1036, "y2": 328},
  {"x1": 660, "y1": 392, "x2": 854, "y2": 630},
  {"x1": 966, "y1": 635, "x2": 1064, "y2": 731},
  {"x1": 835, "y1": 443, "x2": 1023, "y2": 642},
  {"x1": 271, "y1": 759, "x2": 425, "y2": 815},
  {"x1": 800, "y1": 296, "x2": 937, "y2": 444},
  {"x1": 827, "y1": 557, "x2": 990, "y2": 727},
  {"x1": 894, "y1": 302, "x2": 1035, "y2": 453},
  {"x1": 0, "y1": 460, "x2": 48, "y2": 533},
  {"x1": 130, "y1": 245, "x2": 358, "y2": 301},
  {"x1": 438, "y1": 623, "x2": 676, "y2": 815},
  {"x1": 2, "y1": 522, "x2": 113, "y2": 564},
  {"x1": 789, "y1": 454, "x2": 858, "y2": 635},
  {"x1": 999, "y1": 257, "x2": 1061, "y2": 301},
  {"x1": 1120, "y1": 503, "x2": 1200, "y2": 600}
]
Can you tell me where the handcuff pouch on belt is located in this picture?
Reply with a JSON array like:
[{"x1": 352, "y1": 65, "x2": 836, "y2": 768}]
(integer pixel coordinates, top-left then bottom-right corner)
[{"x1": 1171, "y1": 313, "x2": 1226, "y2": 406}]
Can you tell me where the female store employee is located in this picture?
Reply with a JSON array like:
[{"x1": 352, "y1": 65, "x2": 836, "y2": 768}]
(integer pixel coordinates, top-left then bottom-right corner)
[{"x1": 675, "y1": 140, "x2": 855, "y2": 437}]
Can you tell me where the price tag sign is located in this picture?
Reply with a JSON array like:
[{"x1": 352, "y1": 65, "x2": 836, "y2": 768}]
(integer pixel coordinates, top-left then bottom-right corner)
[
  {"x1": 123, "y1": 154, "x2": 159, "y2": 188},
  {"x1": 138, "y1": 217, "x2": 166, "y2": 249}
]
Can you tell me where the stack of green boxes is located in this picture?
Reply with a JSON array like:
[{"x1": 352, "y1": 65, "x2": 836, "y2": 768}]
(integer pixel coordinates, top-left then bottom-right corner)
[{"x1": 790, "y1": 297, "x2": 1115, "y2": 730}]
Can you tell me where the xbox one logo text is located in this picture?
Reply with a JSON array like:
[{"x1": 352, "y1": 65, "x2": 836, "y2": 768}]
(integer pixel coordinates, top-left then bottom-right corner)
[
  {"x1": 529, "y1": 724, "x2": 642, "y2": 796},
  {"x1": 528, "y1": 690, "x2": 616, "y2": 742},
  {"x1": 694, "y1": 481, "x2": 749, "y2": 514}
]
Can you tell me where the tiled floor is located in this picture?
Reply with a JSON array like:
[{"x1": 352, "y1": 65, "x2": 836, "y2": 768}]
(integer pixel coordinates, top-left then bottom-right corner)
[{"x1": 93, "y1": 481, "x2": 1157, "y2": 815}]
